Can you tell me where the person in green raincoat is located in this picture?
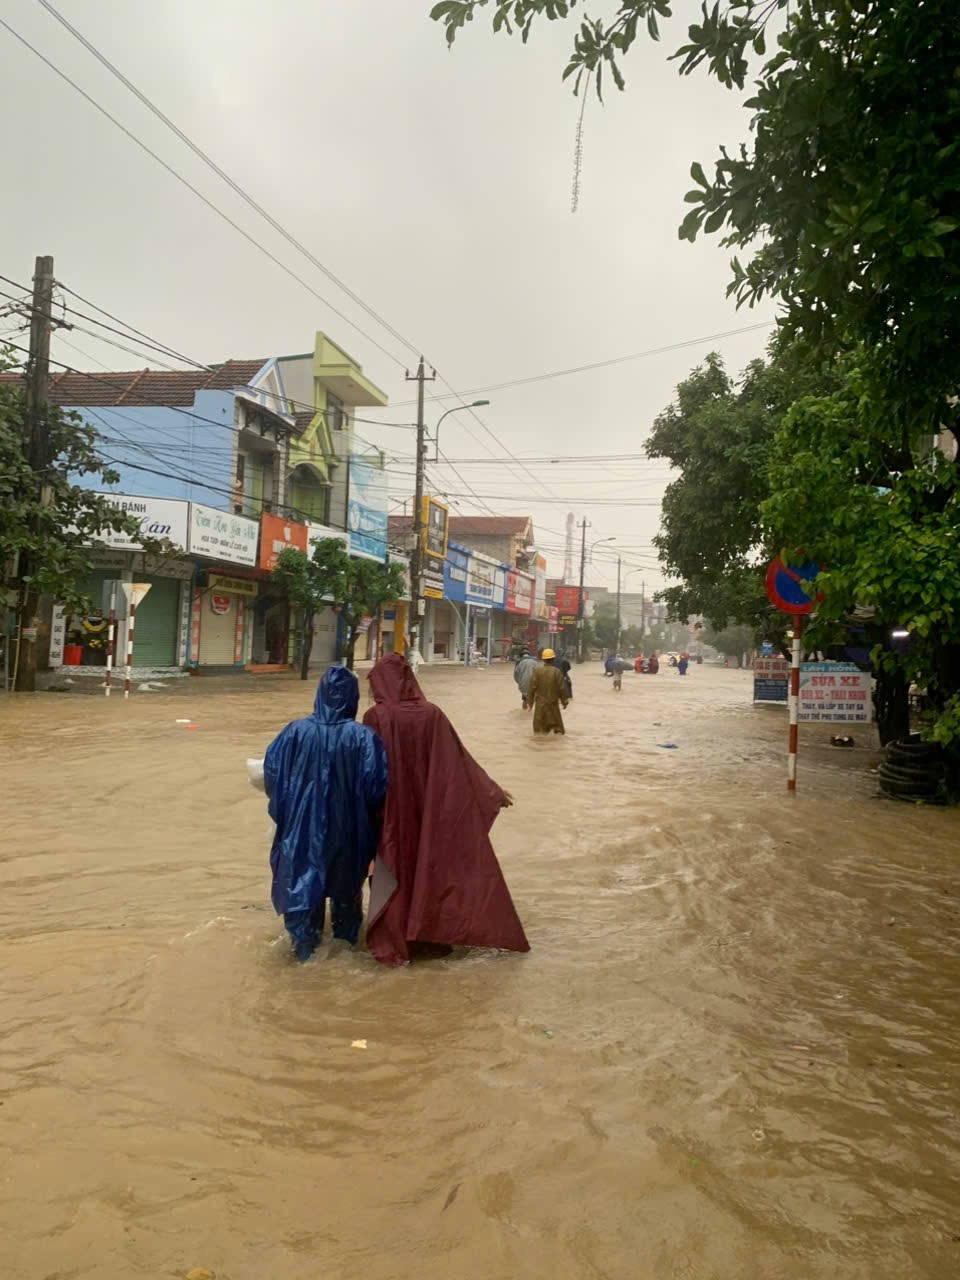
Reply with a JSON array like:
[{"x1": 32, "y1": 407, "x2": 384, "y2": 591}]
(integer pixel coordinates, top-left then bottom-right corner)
[{"x1": 527, "y1": 648, "x2": 568, "y2": 735}]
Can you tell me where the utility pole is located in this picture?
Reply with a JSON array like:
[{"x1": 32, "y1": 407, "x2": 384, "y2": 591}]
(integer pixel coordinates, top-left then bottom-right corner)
[
  {"x1": 640, "y1": 580, "x2": 646, "y2": 636},
  {"x1": 15, "y1": 255, "x2": 56, "y2": 692},
  {"x1": 405, "y1": 355, "x2": 435, "y2": 657},
  {"x1": 576, "y1": 516, "x2": 589, "y2": 663},
  {"x1": 615, "y1": 556, "x2": 621, "y2": 656}
]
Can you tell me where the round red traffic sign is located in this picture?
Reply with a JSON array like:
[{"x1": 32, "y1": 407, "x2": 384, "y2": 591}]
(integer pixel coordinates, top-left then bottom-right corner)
[{"x1": 765, "y1": 556, "x2": 822, "y2": 616}]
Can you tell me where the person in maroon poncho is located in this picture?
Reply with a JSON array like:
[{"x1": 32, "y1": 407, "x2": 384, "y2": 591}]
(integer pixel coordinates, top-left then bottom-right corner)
[{"x1": 362, "y1": 652, "x2": 530, "y2": 967}]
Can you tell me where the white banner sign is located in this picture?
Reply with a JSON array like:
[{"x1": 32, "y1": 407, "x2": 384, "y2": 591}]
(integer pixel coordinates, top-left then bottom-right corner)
[
  {"x1": 799, "y1": 662, "x2": 872, "y2": 723},
  {"x1": 93, "y1": 494, "x2": 189, "y2": 551},
  {"x1": 188, "y1": 502, "x2": 259, "y2": 567}
]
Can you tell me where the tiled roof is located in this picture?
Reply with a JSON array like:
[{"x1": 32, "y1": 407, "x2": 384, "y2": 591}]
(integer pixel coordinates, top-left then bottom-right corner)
[
  {"x1": 0, "y1": 360, "x2": 269, "y2": 408},
  {"x1": 387, "y1": 514, "x2": 531, "y2": 538}
]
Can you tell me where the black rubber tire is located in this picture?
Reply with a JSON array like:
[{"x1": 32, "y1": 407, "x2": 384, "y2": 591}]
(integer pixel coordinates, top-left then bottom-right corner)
[
  {"x1": 881, "y1": 759, "x2": 946, "y2": 784},
  {"x1": 887, "y1": 740, "x2": 941, "y2": 764},
  {"x1": 878, "y1": 767, "x2": 941, "y2": 798}
]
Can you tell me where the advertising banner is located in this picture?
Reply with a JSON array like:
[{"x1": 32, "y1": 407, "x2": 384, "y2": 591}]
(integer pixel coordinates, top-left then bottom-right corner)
[
  {"x1": 799, "y1": 661, "x2": 873, "y2": 723},
  {"x1": 466, "y1": 556, "x2": 495, "y2": 605},
  {"x1": 94, "y1": 494, "x2": 189, "y2": 552},
  {"x1": 258, "y1": 512, "x2": 308, "y2": 572},
  {"x1": 753, "y1": 655, "x2": 790, "y2": 703},
  {"x1": 188, "y1": 503, "x2": 259, "y2": 567},
  {"x1": 348, "y1": 457, "x2": 388, "y2": 562},
  {"x1": 554, "y1": 584, "x2": 584, "y2": 616}
]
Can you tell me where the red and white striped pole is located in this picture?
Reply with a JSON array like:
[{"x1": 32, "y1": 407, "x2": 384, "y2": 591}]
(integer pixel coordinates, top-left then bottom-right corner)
[
  {"x1": 104, "y1": 582, "x2": 117, "y2": 698},
  {"x1": 787, "y1": 614, "x2": 803, "y2": 791},
  {"x1": 124, "y1": 597, "x2": 137, "y2": 700}
]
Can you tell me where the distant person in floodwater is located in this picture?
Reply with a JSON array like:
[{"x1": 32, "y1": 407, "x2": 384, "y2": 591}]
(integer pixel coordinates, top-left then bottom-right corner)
[
  {"x1": 678, "y1": 653, "x2": 689, "y2": 676},
  {"x1": 553, "y1": 648, "x2": 573, "y2": 699},
  {"x1": 527, "y1": 648, "x2": 569, "y2": 735},
  {"x1": 513, "y1": 649, "x2": 540, "y2": 710},
  {"x1": 362, "y1": 653, "x2": 528, "y2": 967},
  {"x1": 264, "y1": 666, "x2": 387, "y2": 962},
  {"x1": 647, "y1": 652, "x2": 660, "y2": 675}
]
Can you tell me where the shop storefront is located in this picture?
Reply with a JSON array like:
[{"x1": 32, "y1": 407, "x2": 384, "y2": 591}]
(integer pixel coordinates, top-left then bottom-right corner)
[
  {"x1": 465, "y1": 551, "x2": 506, "y2": 660},
  {"x1": 58, "y1": 496, "x2": 194, "y2": 671},
  {"x1": 500, "y1": 569, "x2": 535, "y2": 656},
  {"x1": 186, "y1": 502, "x2": 260, "y2": 668}
]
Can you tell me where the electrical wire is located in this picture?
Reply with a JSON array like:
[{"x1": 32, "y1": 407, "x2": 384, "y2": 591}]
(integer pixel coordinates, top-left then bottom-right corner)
[{"x1": 0, "y1": 15, "x2": 411, "y2": 371}]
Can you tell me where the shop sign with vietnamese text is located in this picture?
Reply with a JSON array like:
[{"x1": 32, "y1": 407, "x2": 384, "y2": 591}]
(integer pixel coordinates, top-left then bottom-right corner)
[{"x1": 188, "y1": 503, "x2": 259, "y2": 567}]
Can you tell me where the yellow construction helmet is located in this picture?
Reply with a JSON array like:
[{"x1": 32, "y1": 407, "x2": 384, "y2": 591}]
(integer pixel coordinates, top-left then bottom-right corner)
[{"x1": 541, "y1": 648, "x2": 556, "y2": 660}]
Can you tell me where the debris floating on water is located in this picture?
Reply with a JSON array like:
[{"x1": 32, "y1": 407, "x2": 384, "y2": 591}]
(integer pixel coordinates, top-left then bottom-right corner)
[{"x1": 351, "y1": 1039, "x2": 368, "y2": 1050}]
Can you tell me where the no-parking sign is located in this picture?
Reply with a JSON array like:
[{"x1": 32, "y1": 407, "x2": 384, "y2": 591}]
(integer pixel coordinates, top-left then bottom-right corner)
[{"x1": 765, "y1": 555, "x2": 822, "y2": 615}]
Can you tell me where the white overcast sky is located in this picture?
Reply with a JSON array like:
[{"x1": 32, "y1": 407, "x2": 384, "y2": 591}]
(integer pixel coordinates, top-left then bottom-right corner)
[{"x1": 1, "y1": 0, "x2": 776, "y2": 592}]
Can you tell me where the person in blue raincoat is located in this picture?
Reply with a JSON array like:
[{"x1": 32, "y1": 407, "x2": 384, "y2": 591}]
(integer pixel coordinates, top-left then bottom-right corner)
[{"x1": 264, "y1": 665, "x2": 387, "y2": 961}]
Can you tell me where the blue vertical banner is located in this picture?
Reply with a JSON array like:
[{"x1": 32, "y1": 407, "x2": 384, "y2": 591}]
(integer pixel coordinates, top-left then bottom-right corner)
[{"x1": 348, "y1": 457, "x2": 388, "y2": 562}]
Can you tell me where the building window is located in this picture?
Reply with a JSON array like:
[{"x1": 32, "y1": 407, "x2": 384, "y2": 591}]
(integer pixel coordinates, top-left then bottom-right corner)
[{"x1": 326, "y1": 392, "x2": 345, "y2": 433}]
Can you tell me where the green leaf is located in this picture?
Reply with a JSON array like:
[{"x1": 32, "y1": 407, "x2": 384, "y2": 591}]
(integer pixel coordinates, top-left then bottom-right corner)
[{"x1": 690, "y1": 160, "x2": 708, "y2": 188}]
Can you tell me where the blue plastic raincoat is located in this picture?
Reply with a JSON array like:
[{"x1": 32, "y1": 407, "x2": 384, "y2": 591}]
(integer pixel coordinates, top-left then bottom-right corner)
[{"x1": 264, "y1": 666, "x2": 387, "y2": 921}]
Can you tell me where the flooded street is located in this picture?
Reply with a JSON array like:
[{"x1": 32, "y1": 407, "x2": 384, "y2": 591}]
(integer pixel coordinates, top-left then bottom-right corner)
[{"x1": 2, "y1": 662, "x2": 958, "y2": 1279}]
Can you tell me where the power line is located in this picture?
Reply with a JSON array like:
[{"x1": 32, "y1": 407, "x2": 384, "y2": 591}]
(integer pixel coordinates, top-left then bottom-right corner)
[
  {"x1": 35, "y1": 0, "x2": 420, "y2": 363},
  {"x1": 0, "y1": 15, "x2": 411, "y2": 372},
  {"x1": 4, "y1": 18, "x2": 571, "y2": 506},
  {"x1": 389, "y1": 321, "x2": 775, "y2": 406}
]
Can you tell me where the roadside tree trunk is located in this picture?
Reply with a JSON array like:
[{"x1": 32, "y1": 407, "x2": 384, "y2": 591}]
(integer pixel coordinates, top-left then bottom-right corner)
[
  {"x1": 13, "y1": 586, "x2": 40, "y2": 692},
  {"x1": 874, "y1": 666, "x2": 910, "y2": 746},
  {"x1": 299, "y1": 609, "x2": 314, "y2": 681}
]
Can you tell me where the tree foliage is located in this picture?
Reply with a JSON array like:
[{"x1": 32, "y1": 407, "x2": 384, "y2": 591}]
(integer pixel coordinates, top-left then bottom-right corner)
[
  {"x1": 763, "y1": 382, "x2": 960, "y2": 748},
  {"x1": 272, "y1": 538, "x2": 406, "y2": 677},
  {"x1": 645, "y1": 346, "x2": 836, "y2": 633},
  {"x1": 700, "y1": 620, "x2": 754, "y2": 666},
  {"x1": 2, "y1": 360, "x2": 143, "y2": 689}
]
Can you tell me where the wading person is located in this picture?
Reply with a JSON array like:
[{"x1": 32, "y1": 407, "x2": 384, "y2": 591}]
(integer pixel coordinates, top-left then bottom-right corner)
[
  {"x1": 362, "y1": 652, "x2": 529, "y2": 967},
  {"x1": 264, "y1": 665, "x2": 387, "y2": 962},
  {"x1": 527, "y1": 647, "x2": 569, "y2": 735},
  {"x1": 513, "y1": 649, "x2": 540, "y2": 710}
]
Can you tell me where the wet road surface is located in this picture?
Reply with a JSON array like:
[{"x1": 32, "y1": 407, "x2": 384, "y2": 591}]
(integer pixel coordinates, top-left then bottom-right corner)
[{"x1": 1, "y1": 662, "x2": 958, "y2": 1279}]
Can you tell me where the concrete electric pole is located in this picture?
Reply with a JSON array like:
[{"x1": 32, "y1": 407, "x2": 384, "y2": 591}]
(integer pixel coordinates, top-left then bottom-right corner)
[{"x1": 405, "y1": 355, "x2": 434, "y2": 658}]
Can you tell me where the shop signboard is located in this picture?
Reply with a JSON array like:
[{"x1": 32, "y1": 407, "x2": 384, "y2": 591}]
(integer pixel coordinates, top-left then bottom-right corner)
[
  {"x1": 466, "y1": 555, "x2": 495, "y2": 605},
  {"x1": 443, "y1": 544, "x2": 468, "y2": 603},
  {"x1": 258, "y1": 512, "x2": 308, "y2": 572},
  {"x1": 348, "y1": 457, "x2": 388, "y2": 562},
  {"x1": 533, "y1": 554, "x2": 547, "y2": 618},
  {"x1": 421, "y1": 496, "x2": 449, "y2": 561},
  {"x1": 208, "y1": 574, "x2": 258, "y2": 597},
  {"x1": 799, "y1": 661, "x2": 872, "y2": 723},
  {"x1": 306, "y1": 522, "x2": 348, "y2": 552},
  {"x1": 188, "y1": 502, "x2": 259, "y2": 567},
  {"x1": 548, "y1": 605, "x2": 559, "y2": 635},
  {"x1": 505, "y1": 570, "x2": 534, "y2": 616},
  {"x1": 423, "y1": 565, "x2": 444, "y2": 600},
  {"x1": 554, "y1": 584, "x2": 584, "y2": 616},
  {"x1": 753, "y1": 655, "x2": 790, "y2": 703},
  {"x1": 93, "y1": 494, "x2": 189, "y2": 552}
]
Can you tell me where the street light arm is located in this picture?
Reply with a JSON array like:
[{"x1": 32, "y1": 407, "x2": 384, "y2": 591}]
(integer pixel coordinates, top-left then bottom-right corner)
[{"x1": 432, "y1": 400, "x2": 491, "y2": 462}]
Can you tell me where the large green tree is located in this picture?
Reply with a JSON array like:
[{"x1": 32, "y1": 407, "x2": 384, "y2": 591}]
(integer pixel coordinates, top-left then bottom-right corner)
[
  {"x1": 2, "y1": 361, "x2": 141, "y2": 691},
  {"x1": 272, "y1": 538, "x2": 406, "y2": 676},
  {"x1": 433, "y1": 2, "x2": 960, "y2": 428},
  {"x1": 645, "y1": 345, "x2": 838, "y2": 634}
]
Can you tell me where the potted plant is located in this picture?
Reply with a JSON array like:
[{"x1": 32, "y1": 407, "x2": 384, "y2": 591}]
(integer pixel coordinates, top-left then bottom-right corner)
[{"x1": 63, "y1": 626, "x2": 84, "y2": 667}]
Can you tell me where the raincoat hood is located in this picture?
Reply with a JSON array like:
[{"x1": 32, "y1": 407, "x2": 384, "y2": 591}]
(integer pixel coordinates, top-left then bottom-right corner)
[
  {"x1": 314, "y1": 664, "x2": 359, "y2": 723},
  {"x1": 368, "y1": 652, "x2": 423, "y2": 705}
]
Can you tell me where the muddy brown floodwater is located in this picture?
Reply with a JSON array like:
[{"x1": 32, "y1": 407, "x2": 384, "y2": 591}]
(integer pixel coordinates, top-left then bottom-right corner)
[{"x1": 1, "y1": 662, "x2": 959, "y2": 1279}]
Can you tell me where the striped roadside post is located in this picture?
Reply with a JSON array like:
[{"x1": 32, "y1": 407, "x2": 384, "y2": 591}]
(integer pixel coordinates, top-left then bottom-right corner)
[
  {"x1": 119, "y1": 583, "x2": 152, "y2": 701},
  {"x1": 765, "y1": 556, "x2": 822, "y2": 792},
  {"x1": 104, "y1": 581, "x2": 117, "y2": 698},
  {"x1": 787, "y1": 615, "x2": 803, "y2": 791}
]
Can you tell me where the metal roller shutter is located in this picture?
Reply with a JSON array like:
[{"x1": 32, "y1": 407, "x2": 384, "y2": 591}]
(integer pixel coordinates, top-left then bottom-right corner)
[{"x1": 132, "y1": 575, "x2": 180, "y2": 667}]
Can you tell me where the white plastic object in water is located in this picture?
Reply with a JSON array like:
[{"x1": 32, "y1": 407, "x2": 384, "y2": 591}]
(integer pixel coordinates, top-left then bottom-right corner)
[{"x1": 246, "y1": 757, "x2": 266, "y2": 792}]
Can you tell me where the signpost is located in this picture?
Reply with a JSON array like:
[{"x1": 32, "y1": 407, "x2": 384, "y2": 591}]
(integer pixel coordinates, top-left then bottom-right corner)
[
  {"x1": 120, "y1": 582, "x2": 152, "y2": 699},
  {"x1": 764, "y1": 555, "x2": 822, "y2": 791}
]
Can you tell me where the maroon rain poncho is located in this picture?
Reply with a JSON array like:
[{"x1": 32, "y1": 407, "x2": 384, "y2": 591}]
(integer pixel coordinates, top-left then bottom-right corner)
[{"x1": 362, "y1": 653, "x2": 529, "y2": 967}]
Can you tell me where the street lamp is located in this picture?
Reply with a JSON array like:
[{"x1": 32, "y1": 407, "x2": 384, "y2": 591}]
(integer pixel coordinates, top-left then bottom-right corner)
[
  {"x1": 618, "y1": 566, "x2": 646, "y2": 653},
  {"x1": 432, "y1": 400, "x2": 491, "y2": 462},
  {"x1": 577, "y1": 534, "x2": 615, "y2": 663}
]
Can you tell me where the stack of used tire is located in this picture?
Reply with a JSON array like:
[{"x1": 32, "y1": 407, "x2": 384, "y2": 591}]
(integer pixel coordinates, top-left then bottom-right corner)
[{"x1": 878, "y1": 735, "x2": 949, "y2": 804}]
